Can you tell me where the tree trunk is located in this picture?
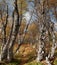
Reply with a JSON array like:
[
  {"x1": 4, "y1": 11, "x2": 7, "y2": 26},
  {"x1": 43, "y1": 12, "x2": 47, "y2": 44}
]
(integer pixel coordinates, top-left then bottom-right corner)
[
  {"x1": 7, "y1": 47, "x2": 13, "y2": 62},
  {"x1": 1, "y1": 46, "x2": 8, "y2": 61}
]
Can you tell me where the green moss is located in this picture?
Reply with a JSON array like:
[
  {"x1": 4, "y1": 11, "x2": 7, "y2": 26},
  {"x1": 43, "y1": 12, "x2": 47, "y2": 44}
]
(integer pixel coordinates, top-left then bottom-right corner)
[{"x1": 24, "y1": 61, "x2": 43, "y2": 65}]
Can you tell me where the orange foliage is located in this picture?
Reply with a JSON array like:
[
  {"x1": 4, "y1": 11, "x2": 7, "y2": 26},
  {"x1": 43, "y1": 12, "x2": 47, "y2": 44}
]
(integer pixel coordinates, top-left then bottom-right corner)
[
  {"x1": 24, "y1": 32, "x2": 31, "y2": 40},
  {"x1": 28, "y1": 23, "x2": 38, "y2": 37},
  {"x1": 28, "y1": 23, "x2": 37, "y2": 32},
  {"x1": 49, "y1": 0, "x2": 57, "y2": 6},
  {"x1": 19, "y1": 20, "x2": 26, "y2": 34},
  {"x1": 6, "y1": 25, "x2": 11, "y2": 37},
  {"x1": 49, "y1": 0, "x2": 57, "y2": 3}
]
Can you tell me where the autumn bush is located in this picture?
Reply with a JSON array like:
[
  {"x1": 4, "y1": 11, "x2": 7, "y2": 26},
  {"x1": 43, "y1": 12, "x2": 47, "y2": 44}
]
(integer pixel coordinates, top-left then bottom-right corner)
[{"x1": 14, "y1": 44, "x2": 37, "y2": 61}]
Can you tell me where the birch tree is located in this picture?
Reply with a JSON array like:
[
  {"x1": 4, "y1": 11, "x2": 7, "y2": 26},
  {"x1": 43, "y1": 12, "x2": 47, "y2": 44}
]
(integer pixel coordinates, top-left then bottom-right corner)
[
  {"x1": 34, "y1": 0, "x2": 57, "y2": 64},
  {"x1": 0, "y1": 0, "x2": 21, "y2": 62},
  {"x1": 0, "y1": 0, "x2": 31, "y2": 62}
]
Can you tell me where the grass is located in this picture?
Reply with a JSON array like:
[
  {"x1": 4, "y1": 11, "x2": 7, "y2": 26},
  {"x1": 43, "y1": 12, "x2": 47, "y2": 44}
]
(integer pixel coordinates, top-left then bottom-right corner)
[
  {"x1": 0, "y1": 43, "x2": 1, "y2": 54},
  {"x1": 0, "y1": 59, "x2": 21, "y2": 65},
  {"x1": 0, "y1": 61, "x2": 44, "y2": 65},
  {"x1": 24, "y1": 61, "x2": 44, "y2": 65},
  {"x1": 53, "y1": 49, "x2": 57, "y2": 65},
  {"x1": 53, "y1": 58, "x2": 57, "y2": 65}
]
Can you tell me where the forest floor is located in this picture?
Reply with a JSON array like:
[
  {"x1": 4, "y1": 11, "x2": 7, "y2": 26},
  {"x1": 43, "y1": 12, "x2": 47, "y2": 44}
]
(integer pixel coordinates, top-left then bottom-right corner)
[{"x1": 0, "y1": 43, "x2": 57, "y2": 65}]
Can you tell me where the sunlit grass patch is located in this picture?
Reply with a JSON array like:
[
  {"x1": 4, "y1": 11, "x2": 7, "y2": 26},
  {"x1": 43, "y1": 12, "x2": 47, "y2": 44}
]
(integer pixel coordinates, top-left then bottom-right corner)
[
  {"x1": 53, "y1": 58, "x2": 57, "y2": 65},
  {"x1": 24, "y1": 61, "x2": 44, "y2": 65}
]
